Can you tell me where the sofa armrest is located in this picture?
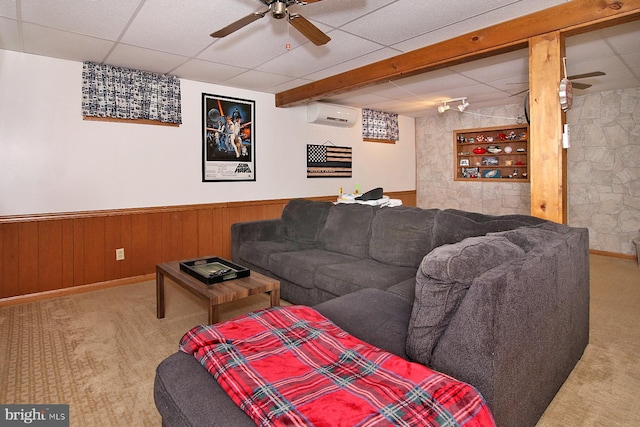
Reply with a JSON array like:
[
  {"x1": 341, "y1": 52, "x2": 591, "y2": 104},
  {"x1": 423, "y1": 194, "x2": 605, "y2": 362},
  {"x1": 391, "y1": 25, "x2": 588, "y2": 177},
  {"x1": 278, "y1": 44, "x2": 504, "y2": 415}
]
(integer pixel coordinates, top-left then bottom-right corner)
[
  {"x1": 430, "y1": 227, "x2": 589, "y2": 427},
  {"x1": 231, "y1": 219, "x2": 284, "y2": 263}
]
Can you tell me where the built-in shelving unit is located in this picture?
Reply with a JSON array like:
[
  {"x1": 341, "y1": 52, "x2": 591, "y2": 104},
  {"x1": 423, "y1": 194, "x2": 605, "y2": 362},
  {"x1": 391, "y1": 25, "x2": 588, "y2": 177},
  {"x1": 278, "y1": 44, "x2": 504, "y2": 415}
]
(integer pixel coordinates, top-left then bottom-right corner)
[{"x1": 454, "y1": 124, "x2": 530, "y2": 182}]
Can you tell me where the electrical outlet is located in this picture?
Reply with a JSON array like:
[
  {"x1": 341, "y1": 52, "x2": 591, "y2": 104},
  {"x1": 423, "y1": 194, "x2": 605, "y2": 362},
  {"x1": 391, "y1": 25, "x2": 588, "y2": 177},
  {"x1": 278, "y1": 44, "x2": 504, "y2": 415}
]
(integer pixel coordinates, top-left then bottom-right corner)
[{"x1": 116, "y1": 248, "x2": 125, "y2": 261}]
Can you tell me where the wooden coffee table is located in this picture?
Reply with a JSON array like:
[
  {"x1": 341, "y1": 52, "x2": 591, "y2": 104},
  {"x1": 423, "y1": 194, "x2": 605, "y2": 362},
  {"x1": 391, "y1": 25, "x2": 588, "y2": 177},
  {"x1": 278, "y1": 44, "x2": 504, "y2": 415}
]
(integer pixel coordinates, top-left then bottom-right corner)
[{"x1": 156, "y1": 260, "x2": 280, "y2": 324}]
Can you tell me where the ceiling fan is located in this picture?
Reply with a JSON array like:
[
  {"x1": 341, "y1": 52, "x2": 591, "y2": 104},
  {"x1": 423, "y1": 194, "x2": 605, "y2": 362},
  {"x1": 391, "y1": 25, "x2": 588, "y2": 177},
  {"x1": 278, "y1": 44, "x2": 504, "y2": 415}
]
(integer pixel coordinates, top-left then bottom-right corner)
[
  {"x1": 210, "y1": 0, "x2": 330, "y2": 46},
  {"x1": 510, "y1": 71, "x2": 606, "y2": 97}
]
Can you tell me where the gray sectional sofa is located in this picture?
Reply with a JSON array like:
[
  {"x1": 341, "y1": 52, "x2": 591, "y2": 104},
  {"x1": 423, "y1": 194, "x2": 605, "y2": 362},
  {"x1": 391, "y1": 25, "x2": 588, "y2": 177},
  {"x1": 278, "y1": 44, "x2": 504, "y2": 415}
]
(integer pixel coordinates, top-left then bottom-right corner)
[{"x1": 154, "y1": 199, "x2": 590, "y2": 427}]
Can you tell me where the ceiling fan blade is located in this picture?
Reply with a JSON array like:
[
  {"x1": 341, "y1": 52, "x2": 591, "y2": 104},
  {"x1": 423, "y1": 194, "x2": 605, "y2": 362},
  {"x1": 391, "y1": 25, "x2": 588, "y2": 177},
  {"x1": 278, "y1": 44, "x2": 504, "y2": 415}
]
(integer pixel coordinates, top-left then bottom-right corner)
[
  {"x1": 210, "y1": 11, "x2": 267, "y2": 38},
  {"x1": 568, "y1": 71, "x2": 606, "y2": 80},
  {"x1": 288, "y1": 14, "x2": 330, "y2": 46},
  {"x1": 301, "y1": 0, "x2": 324, "y2": 2},
  {"x1": 572, "y1": 82, "x2": 592, "y2": 90}
]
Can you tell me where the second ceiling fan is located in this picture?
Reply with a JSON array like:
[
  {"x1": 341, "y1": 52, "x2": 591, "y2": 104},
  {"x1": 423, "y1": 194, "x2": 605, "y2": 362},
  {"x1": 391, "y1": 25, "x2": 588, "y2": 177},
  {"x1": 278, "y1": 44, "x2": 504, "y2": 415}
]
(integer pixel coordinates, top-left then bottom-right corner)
[
  {"x1": 210, "y1": 0, "x2": 330, "y2": 46},
  {"x1": 510, "y1": 71, "x2": 606, "y2": 97}
]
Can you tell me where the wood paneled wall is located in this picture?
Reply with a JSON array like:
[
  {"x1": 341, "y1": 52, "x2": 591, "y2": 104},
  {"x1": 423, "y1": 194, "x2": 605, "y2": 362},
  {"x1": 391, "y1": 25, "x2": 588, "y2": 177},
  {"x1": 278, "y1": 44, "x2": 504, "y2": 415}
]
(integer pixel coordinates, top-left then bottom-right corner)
[{"x1": 0, "y1": 191, "x2": 416, "y2": 299}]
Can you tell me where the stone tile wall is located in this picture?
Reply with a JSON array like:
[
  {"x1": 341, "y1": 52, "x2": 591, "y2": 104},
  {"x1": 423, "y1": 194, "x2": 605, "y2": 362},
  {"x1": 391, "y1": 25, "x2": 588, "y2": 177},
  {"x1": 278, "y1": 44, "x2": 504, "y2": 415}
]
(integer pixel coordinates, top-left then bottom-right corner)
[
  {"x1": 415, "y1": 87, "x2": 640, "y2": 256},
  {"x1": 415, "y1": 104, "x2": 530, "y2": 216},
  {"x1": 567, "y1": 87, "x2": 640, "y2": 256}
]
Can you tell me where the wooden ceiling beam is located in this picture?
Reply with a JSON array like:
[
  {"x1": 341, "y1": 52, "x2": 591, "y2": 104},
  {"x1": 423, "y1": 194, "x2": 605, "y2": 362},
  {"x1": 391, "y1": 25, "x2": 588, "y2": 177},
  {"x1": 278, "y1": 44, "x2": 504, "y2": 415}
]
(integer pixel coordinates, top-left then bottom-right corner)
[{"x1": 275, "y1": 0, "x2": 640, "y2": 108}]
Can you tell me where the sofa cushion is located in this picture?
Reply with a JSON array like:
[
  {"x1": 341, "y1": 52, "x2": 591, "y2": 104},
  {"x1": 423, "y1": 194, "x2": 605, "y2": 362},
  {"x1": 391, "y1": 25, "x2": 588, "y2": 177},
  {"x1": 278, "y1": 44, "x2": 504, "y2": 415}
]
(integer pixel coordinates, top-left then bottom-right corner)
[
  {"x1": 432, "y1": 209, "x2": 545, "y2": 248},
  {"x1": 282, "y1": 199, "x2": 333, "y2": 243},
  {"x1": 238, "y1": 240, "x2": 315, "y2": 271},
  {"x1": 269, "y1": 249, "x2": 359, "y2": 289},
  {"x1": 314, "y1": 288, "x2": 413, "y2": 359},
  {"x1": 314, "y1": 259, "x2": 417, "y2": 297},
  {"x1": 369, "y1": 207, "x2": 439, "y2": 268},
  {"x1": 406, "y1": 235, "x2": 525, "y2": 366},
  {"x1": 386, "y1": 278, "x2": 416, "y2": 302},
  {"x1": 318, "y1": 204, "x2": 376, "y2": 258},
  {"x1": 489, "y1": 223, "x2": 569, "y2": 253}
]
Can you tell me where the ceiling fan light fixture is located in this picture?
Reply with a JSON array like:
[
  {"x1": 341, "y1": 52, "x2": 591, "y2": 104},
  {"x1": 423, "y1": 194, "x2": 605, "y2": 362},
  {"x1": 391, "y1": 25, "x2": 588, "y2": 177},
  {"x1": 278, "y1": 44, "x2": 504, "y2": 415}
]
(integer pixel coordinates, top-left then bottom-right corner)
[{"x1": 272, "y1": 1, "x2": 287, "y2": 19}]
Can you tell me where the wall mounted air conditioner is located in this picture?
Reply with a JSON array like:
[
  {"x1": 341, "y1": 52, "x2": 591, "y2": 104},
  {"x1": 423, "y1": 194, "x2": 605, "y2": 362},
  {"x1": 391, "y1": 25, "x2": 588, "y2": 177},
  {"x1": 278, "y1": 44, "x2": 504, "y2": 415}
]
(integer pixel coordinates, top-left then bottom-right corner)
[{"x1": 307, "y1": 102, "x2": 357, "y2": 128}]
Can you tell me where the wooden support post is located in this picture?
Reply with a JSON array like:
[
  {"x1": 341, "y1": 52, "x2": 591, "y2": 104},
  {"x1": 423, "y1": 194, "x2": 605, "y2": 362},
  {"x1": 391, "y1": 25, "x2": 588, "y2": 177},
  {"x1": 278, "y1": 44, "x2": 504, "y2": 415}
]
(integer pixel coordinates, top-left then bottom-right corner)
[{"x1": 528, "y1": 32, "x2": 567, "y2": 224}]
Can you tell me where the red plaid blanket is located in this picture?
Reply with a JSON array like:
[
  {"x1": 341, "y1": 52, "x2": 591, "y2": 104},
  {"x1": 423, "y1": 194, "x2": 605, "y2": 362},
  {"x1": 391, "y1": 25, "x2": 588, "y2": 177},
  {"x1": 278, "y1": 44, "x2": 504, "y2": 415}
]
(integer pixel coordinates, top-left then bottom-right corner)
[{"x1": 180, "y1": 306, "x2": 495, "y2": 427}]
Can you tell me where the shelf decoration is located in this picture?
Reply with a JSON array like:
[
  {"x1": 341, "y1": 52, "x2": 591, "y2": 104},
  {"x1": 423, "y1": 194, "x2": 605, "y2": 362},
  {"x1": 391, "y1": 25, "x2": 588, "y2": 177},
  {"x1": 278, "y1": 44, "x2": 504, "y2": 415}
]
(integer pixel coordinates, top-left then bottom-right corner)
[
  {"x1": 454, "y1": 124, "x2": 529, "y2": 182},
  {"x1": 362, "y1": 109, "x2": 398, "y2": 143}
]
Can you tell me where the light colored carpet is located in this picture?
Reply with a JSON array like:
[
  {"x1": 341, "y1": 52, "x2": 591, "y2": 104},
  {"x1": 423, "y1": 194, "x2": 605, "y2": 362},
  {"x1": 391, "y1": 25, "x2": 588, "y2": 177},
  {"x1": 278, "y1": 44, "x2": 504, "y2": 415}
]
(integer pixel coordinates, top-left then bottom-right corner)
[
  {"x1": 0, "y1": 254, "x2": 638, "y2": 426},
  {"x1": 0, "y1": 279, "x2": 279, "y2": 426},
  {"x1": 536, "y1": 254, "x2": 640, "y2": 426}
]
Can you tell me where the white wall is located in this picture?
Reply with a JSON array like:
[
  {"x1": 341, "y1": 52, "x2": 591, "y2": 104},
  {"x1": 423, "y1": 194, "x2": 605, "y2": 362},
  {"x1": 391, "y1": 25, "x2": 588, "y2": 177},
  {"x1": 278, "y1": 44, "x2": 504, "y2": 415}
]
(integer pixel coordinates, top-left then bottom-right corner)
[{"x1": 0, "y1": 50, "x2": 416, "y2": 216}]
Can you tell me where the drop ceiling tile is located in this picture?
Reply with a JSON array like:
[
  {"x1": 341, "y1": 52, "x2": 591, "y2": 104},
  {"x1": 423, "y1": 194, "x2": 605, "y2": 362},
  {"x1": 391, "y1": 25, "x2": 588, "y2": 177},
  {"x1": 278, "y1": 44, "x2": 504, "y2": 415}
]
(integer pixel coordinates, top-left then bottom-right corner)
[
  {"x1": 304, "y1": 47, "x2": 399, "y2": 81},
  {"x1": 342, "y1": 0, "x2": 517, "y2": 46},
  {"x1": 568, "y1": 55, "x2": 630, "y2": 77},
  {"x1": 566, "y1": 33, "x2": 615, "y2": 62},
  {"x1": 0, "y1": 0, "x2": 637, "y2": 117},
  {"x1": 391, "y1": 0, "x2": 567, "y2": 53},
  {"x1": 450, "y1": 49, "x2": 528, "y2": 82},
  {"x1": 600, "y1": 20, "x2": 640, "y2": 53},
  {"x1": 269, "y1": 77, "x2": 313, "y2": 93},
  {"x1": 0, "y1": 17, "x2": 20, "y2": 50},
  {"x1": 20, "y1": 0, "x2": 140, "y2": 40},
  {"x1": 586, "y1": 76, "x2": 639, "y2": 94},
  {"x1": 0, "y1": 1, "x2": 16, "y2": 19},
  {"x1": 223, "y1": 70, "x2": 293, "y2": 92},
  {"x1": 105, "y1": 43, "x2": 188, "y2": 74},
  {"x1": 325, "y1": 91, "x2": 393, "y2": 106},
  {"x1": 121, "y1": 0, "x2": 219, "y2": 57},
  {"x1": 388, "y1": 69, "x2": 478, "y2": 97},
  {"x1": 621, "y1": 52, "x2": 640, "y2": 68},
  {"x1": 306, "y1": 0, "x2": 395, "y2": 27},
  {"x1": 21, "y1": 23, "x2": 114, "y2": 63},
  {"x1": 256, "y1": 29, "x2": 382, "y2": 78},
  {"x1": 172, "y1": 58, "x2": 247, "y2": 85},
  {"x1": 198, "y1": 19, "x2": 304, "y2": 69},
  {"x1": 363, "y1": 102, "x2": 430, "y2": 117}
]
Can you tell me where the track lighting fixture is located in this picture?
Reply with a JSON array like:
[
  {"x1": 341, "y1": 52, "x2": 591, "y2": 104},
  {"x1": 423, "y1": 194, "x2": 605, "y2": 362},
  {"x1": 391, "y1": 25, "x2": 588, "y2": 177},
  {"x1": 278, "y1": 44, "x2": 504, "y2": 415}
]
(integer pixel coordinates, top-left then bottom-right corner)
[{"x1": 437, "y1": 97, "x2": 469, "y2": 113}]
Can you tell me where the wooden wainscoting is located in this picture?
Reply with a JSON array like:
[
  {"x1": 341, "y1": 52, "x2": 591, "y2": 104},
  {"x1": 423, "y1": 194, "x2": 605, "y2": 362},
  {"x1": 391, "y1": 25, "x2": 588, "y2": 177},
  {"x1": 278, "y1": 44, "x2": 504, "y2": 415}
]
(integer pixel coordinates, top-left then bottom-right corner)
[{"x1": 0, "y1": 191, "x2": 416, "y2": 300}]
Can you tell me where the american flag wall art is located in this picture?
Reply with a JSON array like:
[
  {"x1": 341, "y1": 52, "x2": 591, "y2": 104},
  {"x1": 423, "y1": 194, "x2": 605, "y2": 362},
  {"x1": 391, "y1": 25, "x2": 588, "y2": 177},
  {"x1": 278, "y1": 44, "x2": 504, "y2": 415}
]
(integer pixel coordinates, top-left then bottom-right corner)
[{"x1": 307, "y1": 144, "x2": 352, "y2": 178}]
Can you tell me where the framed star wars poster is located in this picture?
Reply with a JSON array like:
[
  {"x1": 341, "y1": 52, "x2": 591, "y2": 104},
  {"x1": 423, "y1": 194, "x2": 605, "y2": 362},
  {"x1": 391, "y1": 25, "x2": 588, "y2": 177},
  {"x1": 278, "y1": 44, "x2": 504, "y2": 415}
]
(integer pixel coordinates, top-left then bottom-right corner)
[{"x1": 202, "y1": 93, "x2": 255, "y2": 182}]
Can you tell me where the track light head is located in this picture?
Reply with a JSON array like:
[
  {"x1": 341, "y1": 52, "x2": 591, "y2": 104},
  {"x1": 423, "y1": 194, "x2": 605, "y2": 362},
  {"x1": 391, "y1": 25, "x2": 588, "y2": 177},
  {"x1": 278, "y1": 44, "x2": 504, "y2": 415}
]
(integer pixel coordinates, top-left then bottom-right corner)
[{"x1": 437, "y1": 97, "x2": 468, "y2": 113}]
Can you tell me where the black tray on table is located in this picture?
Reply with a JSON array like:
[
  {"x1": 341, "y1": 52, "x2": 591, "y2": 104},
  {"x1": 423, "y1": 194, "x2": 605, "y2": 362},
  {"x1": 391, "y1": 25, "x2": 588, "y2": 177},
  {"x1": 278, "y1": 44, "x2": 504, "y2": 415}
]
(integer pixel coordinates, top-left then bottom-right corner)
[{"x1": 179, "y1": 256, "x2": 250, "y2": 285}]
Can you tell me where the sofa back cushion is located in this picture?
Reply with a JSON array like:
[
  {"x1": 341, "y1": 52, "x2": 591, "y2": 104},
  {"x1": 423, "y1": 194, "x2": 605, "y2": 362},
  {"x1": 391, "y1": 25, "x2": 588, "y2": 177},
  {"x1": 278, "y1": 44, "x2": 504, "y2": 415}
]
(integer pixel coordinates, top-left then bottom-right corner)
[
  {"x1": 369, "y1": 207, "x2": 439, "y2": 268},
  {"x1": 318, "y1": 204, "x2": 376, "y2": 258},
  {"x1": 282, "y1": 199, "x2": 333, "y2": 243},
  {"x1": 489, "y1": 223, "x2": 570, "y2": 252},
  {"x1": 432, "y1": 209, "x2": 545, "y2": 248},
  {"x1": 406, "y1": 235, "x2": 525, "y2": 366}
]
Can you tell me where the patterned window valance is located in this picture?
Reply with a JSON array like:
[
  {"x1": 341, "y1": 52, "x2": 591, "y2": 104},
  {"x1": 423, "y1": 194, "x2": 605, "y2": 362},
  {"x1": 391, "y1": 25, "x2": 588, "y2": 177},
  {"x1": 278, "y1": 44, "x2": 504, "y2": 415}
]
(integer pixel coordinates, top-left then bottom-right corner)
[
  {"x1": 81, "y1": 62, "x2": 182, "y2": 125},
  {"x1": 362, "y1": 109, "x2": 399, "y2": 143}
]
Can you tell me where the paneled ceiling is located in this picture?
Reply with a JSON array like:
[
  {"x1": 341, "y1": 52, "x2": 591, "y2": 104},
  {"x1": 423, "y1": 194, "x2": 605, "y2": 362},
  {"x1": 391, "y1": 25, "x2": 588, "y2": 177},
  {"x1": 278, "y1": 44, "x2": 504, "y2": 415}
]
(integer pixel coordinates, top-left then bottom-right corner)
[{"x1": 1, "y1": 0, "x2": 639, "y2": 117}]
